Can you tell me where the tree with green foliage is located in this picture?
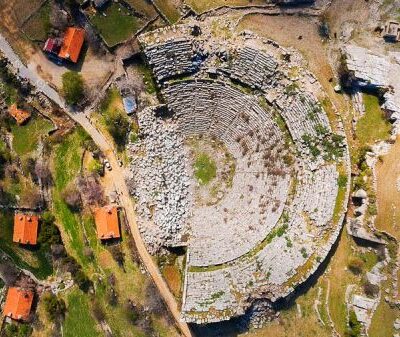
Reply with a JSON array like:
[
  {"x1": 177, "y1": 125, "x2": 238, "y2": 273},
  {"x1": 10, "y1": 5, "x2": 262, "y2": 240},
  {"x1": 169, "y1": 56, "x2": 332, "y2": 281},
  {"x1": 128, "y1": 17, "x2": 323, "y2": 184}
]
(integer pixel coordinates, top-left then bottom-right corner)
[
  {"x1": 0, "y1": 147, "x2": 11, "y2": 179},
  {"x1": 62, "y1": 183, "x2": 82, "y2": 212},
  {"x1": 62, "y1": 71, "x2": 84, "y2": 105},
  {"x1": 38, "y1": 212, "x2": 62, "y2": 247},
  {"x1": 3, "y1": 323, "x2": 32, "y2": 337},
  {"x1": 43, "y1": 292, "x2": 66, "y2": 322},
  {"x1": 105, "y1": 110, "x2": 130, "y2": 151},
  {"x1": 88, "y1": 158, "x2": 104, "y2": 176},
  {"x1": 348, "y1": 257, "x2": 364, "y2": 275},
  {"x1": 345, "y1": 310, "x2": 362, "y2": 337}
]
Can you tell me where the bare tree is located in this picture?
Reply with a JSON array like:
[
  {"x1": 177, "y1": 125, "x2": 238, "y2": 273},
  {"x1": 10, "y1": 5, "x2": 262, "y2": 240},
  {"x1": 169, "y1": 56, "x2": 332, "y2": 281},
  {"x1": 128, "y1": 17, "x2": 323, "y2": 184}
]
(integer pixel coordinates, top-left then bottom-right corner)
[
  {"x1": 20, "y1": 189, "x2": 42, "y2": 209},
  {"x1": 78, "y1": 174, "x2": 104, "y2": 206},
  {"x1": 35, "y1": 161, "x2": 53, "y2": 187},
  {"x1": 62, "y1": 183, "x2": 82, "y2": 211},
  {"x1": 84, "y1": 23, "x2": 103, "y2": 56},
  {"x1": 0, "y1": 259, "x2": 19, "y2": 285},
  {"x1": 50, "y1": 4, "x2": 69, "y2": 31},
  {"x1": 4, "y1": 163, "x2": 18, "y2": 182},
  {"x1": 145, "y1": 282, "x2": 167, "y2": 317}
]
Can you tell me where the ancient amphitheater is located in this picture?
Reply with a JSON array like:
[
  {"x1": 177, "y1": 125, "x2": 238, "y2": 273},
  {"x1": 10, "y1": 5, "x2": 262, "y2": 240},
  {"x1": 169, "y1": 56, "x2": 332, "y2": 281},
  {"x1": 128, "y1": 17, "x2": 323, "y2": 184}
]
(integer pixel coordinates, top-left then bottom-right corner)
[{"x1": 127, "y1": 19, "x2": 350, "y2": 324}]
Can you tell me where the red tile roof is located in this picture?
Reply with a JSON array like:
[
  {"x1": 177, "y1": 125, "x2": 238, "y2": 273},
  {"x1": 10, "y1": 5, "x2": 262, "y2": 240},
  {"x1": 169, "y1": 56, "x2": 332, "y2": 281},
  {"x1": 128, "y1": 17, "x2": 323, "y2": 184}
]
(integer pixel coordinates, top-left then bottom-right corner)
[
  {"x1": 94, "y1": 206, "x2": 120, "y2": 240},
  {"x1": 13, "y1": 214, "x2": 39, "y2": 245},
  {"x1": 3, "y1": 288, "x2": 34, "y2": 321},
  {"x1": 8, "y1": 104, "x2": 31, "y2": 125},
  {"x1": 58, "y1": 27, "x2": 85, "y2": 63},
  {"x1": 43, "y1": 38, "x2": 61, "y2": 54}
]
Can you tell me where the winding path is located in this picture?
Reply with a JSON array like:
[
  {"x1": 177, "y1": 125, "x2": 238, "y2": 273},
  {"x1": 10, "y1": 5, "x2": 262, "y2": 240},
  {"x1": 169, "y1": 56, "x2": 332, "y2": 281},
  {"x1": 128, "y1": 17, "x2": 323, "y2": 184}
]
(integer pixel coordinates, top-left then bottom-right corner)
[{"x1": 0, "y1": 34, "x2": 192, "y2": 337}]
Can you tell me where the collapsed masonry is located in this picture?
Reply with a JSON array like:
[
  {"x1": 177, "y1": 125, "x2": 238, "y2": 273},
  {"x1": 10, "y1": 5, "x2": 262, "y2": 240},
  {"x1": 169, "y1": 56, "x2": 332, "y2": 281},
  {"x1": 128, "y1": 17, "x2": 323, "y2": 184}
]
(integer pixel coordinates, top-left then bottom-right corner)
[
  {"x1": 126, "y1": 19, "x2": 350, "y2": 324},
  {"x1": 344, "y1": 45, "x2": 400, "y2": 124}
]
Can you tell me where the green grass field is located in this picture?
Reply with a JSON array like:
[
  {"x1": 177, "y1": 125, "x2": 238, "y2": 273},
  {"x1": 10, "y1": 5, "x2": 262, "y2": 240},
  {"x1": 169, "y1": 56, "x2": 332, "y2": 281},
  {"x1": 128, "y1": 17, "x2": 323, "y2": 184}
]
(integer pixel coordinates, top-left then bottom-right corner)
[
  {"x1": 21, "y1": 1, "x2": 51, "y2": 41},
  {"x1": 11, "y1": 114, "x2": 53, "y2": 156},
  {"x1": 63, "y1": 290, "x2": 101, "y2": 337},
  {"x1": 90, "y1": 3, "x2": 143, "y2": 47},
  {"x1": 123, "y1": 0, "x2": 157, "y2": 17},
  {"x1": 185, "y1": 0, "x2": 266, "y2": 13},
  {"x1": 194, "y1": 153, "x2": 217, "y2": 185},
  {"x1": 356, "y1": 94, "x2": 391, "y2": 145},
  {"x1": 0, "y1": 212, "x2": 53, "y2": 279},
  {"x1": 154, "y1": 0, "x2": 181, "y2": 23},
  {"x1": 0, "y1": 82, "x2": 18, "y2": 105},
  {"x1": 52, "y1": 129, "x2": 92, "y2": 265},
  {"x1": 137, "y1": 63, "x2": 157, "y2": 94}
]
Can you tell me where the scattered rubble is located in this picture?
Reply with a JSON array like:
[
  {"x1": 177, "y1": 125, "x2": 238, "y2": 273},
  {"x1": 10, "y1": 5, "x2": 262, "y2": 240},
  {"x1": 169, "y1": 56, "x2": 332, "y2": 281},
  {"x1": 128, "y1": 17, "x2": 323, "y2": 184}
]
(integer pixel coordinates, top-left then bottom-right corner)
[{"x1": 129, "y1": 18, "x2": 350, "y2": 323}]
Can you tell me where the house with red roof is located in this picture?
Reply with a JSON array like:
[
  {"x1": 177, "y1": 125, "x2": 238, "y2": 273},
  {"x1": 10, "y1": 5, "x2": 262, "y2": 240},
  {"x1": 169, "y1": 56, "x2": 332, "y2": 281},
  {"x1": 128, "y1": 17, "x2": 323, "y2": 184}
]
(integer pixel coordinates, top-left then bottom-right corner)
[
  {"x1": 94, "y1": 206, "x2": 120, "y2": 240},
  {"x1": 3, "y1": 288, "x2": 34, "y2": 321},
  {"x1": 8, "y1": 104, "x2": 31, "y2": 125},
  {"x1": 58, "y1": 27, "x2": 85, "y2": 63},
  {"x1": 13, "y1": 213, "x2": 39, "y2": 245}
]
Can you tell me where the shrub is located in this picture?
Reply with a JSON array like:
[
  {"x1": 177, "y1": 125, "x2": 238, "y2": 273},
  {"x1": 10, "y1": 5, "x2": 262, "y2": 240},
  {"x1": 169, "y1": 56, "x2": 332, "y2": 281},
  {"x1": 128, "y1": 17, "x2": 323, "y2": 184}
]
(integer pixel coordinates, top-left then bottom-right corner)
[
  {"x1": 104, "y1": 110, "x2": 130, "y2": 151},
  {"x1": 376, "y1": 245, "x2": 386, "y2": 261},
  {"x1": 62, "y1": 71, "x2": 84, "y2": 105},
  {"x1": 345, "y1": 310, "x2": 362, "y2": 337},
  {"x1": 348, "y1": 257, "x2": 364, "y2": 274},
  {"x1": 88, "y1": 159, "x2": 103, "y2": 176},
  {"x1": 38, "y1": 212, "x2": 62, "y2": 247},
  {"x1": 92, "y1": 300, "x2": 106, "y2": 322},
  {"x1": 145, "y1": 282, "x2": 167, "y2": 317},
  {"x1": 107, "y1": 287, "x2": 118, "y2": 306},
  {"x1": 109, "y1": 245, "x2": 124, "y2": 267},
  {"x1": 43, "y1": 292, "x2": 66, "y2": 322},
  {"x1": 363, "y1": 279, "x2": 379, "y2": 298},
  {"x1": 74, "y1": 269, "x2": 92, "y2": 292},
  {"x1": 0, "y1": 147, "x2": 11, "y2": 179},
  {"x1": 338, "y1": 174, "x2": 348, "y2": 188},
  {"x1": 83, "y1": 247, "x2": 94, "y2": 260},
  {"x1": 62, "y1": 183, "x2": 82, "y2": 211},
  {"x1": 368, "y1": 203, "x2": 378, "y2": 216},
  {"x1": 3, "y1": 323, "x2": 32, "y2": 337},
  {"x1": 61, "y1": 255, "x2": 92, "y2": 292}
]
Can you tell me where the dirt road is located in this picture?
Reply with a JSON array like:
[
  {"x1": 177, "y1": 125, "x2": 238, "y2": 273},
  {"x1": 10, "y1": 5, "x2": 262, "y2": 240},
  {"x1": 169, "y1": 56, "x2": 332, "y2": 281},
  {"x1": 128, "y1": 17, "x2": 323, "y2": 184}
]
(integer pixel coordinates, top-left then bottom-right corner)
[
  {"x1": 80, "y1": 116, "x2": 193, "y2": 337},
  {"x1": 0, "y1": 33, "x2": 192, "y2": 337}
]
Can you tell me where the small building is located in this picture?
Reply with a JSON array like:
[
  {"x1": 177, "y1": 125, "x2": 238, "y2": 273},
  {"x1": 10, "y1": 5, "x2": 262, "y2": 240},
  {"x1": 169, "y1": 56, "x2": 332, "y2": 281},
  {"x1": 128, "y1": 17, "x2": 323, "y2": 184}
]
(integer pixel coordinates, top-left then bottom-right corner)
[
  {"x1": 8, "y1": 104, "x2": 31, "y2": 125},
  {"x1": 3, "y1": 288, "x2": 34, "y2": 321},
  {"x1": 13, "y1": 213, "x2": 39, "y2": 245},
  {"x1": 94, "y1": 206, "x2": 120, "y2": 240},
  {"x1": 43, "y1": 38, "x2": 62, "y2": 56},
  {"x1": 383, "y1": 21, "x2": 400, "y2": 42},
  {"x1": 58, "y1": 27, "x2": 85, "y2": 63}
]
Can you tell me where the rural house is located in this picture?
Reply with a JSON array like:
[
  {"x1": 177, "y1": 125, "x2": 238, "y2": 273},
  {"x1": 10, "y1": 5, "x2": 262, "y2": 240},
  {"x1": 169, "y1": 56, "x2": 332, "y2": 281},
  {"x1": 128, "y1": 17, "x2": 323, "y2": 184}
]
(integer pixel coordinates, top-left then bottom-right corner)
[
  {"x1": 94, "y1": 206, "x2": 120, "y2": 240},
  {"x1": 43, "y1": 38, "x2": 62, "y2": 56},
  {"x1": 13, "y1": 213, "x2": 39, "y2": 245},
  {"x1": 3, "y1": 287, "x2": 34, "y2": 321},
  {"x1": 58, "y1": 27, "x2": 85, "y2": 63},
  {"x1": 8, "y1": 104, "x2": 31, "y2": 125}
]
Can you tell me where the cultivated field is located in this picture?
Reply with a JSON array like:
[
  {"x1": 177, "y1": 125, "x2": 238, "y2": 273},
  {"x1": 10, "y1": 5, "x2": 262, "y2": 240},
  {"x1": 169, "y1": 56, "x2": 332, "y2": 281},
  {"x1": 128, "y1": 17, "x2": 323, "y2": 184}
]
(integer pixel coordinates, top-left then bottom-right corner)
[{"x1": 154, "y1": 0, "x2": 182, "y2": 23}]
